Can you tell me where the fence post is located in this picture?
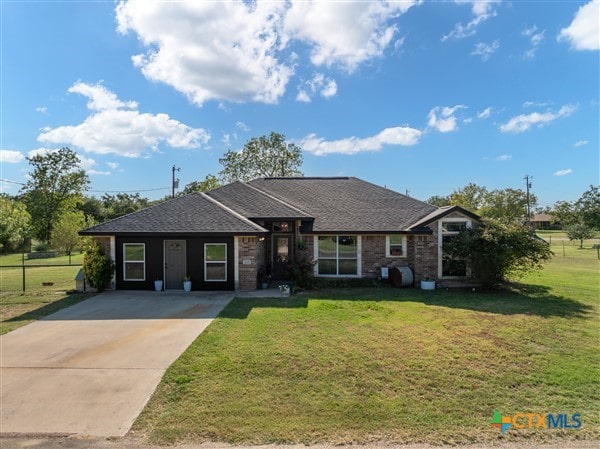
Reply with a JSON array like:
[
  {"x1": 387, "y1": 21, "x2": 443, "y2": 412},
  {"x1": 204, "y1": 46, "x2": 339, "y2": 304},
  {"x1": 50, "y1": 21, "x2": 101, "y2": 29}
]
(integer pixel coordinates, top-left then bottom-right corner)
[{"x1": 22, "y1": 251, "x2": 26, "y2": 292}]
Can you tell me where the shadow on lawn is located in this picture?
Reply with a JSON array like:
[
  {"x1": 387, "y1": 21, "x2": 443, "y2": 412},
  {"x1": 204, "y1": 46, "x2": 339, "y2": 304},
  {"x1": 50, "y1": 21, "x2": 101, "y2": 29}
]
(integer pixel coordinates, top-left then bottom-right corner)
[
  {"x1": 3, "y1": 293, "x2": 90, "y2": 324},
  {"x1": 226, "y1": 283, "x2": 592, "y2": 319}
]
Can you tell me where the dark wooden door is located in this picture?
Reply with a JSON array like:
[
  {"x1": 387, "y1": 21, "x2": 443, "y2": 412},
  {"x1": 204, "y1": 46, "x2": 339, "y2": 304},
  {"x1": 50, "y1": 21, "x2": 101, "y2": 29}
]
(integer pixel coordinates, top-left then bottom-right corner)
[
  {"x1": 165, "y1": 240, "x2": 186, "y2": 289},
  {"x1": 272, "y1": 235, "x2": 292, "y2": 279}
]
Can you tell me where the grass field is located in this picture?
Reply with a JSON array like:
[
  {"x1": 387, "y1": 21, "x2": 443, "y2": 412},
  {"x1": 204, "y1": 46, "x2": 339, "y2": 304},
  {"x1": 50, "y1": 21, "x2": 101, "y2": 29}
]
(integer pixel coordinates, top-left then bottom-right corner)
[
  {"x1": 134, "y1": 237, "x2": 599, "y2": 445},
  {"x1": 0, "y1": 252, "x2": 90, "y2": 334}
]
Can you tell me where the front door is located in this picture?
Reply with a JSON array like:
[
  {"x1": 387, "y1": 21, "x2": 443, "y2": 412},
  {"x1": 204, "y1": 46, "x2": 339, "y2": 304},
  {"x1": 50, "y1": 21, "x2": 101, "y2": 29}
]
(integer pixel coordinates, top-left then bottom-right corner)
[
  {"x1": 164, "y1": 240, "x2": 186, "y2": 289},
  {"x1": 272, "y1": 235, "x2": 292, "y2": 279}
]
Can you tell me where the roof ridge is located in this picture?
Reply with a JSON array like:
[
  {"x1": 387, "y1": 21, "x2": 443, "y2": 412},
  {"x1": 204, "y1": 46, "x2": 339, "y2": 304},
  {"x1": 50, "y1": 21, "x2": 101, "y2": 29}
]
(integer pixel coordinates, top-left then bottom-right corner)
[
  {"x1": 200, "y1": 192, "x2": 267, "y2": 233},
  {"x1": 243, "y1": 182, "x2": 312, "y2": 217}
]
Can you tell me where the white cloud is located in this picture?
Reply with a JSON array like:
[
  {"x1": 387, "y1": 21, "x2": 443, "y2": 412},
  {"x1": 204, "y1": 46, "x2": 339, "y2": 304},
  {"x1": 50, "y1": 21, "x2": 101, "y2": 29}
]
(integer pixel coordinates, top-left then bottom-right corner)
[
  {"x1": 87, "y1": 170, "x2": 111, "y2": 176},
  {"x1": 38, "y1": 82, "x2": 209, "y2": 157},
  {"x1": 27, "y1": 147, "x2": 58, "y2": 158},
  {"x1": 574, "y1": 140, "x2": 589, "y2": 147},
  {"x1": 0, "y1": 150, "x2": 25, "y2": 163},
  {"x1": 106, "y1": 162, "x2": 119, "y2": 170},
  {"x1": 285, "y1": 1, "x2": 416, "y2": 72},
  {"x1": 301, "y1": 126, "x2": 422, "y2": 156},
  {"x1": 522, "y1": 25, "x2": 545, "y2": 58},
  {"x1": 478, "y1": 107, "x2": 492, "y2": 119},
  {"x1": 496, "y1": 154, "x2": 512, "y2": 161},
  {"x1": 35, "y1": 106, "x2": 48, "y2": 114},
  {"x1": 427, "y1": 105, "x2": 466, "y2": 133},
  {"x1": 471, "y1": 40, "x2": 499, "y2": 61},
  {"x1": 296, "y1": 73, "x2": 338, "y2": 102},
  {"x1": 442, "y1": 0, "x2": 498, "y2": 41},
  {"x1": 523, "y1": 100, "x2": 549, "y2": 108},
  {"x1": 115, "y1": 1, "x2": 416, "y2": 105},
  {"x1": 500, "y1": 105, "x2": 576, "y2": 133},
  {"x1": 236, "y1": 121, "x2": 250, "y2": 132},
  {"x1": 558, "y1": 0, "x2": 599, "y2": 51},
  {"x1": 554, "y1": 168, "x2": 573, "y2": 176},
  {"x1": 76, "y1": 154, "x2": 97, "y2": 171}
]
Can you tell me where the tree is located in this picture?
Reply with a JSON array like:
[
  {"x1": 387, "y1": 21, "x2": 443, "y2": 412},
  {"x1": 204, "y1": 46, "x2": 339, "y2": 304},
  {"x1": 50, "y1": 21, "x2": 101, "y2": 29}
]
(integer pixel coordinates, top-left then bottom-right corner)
[
  {"x1": 101, "y1": 193, "x2": 149, "y2": 220},
  {"x1": 180, "y1": 174, "x2": 221, "y2": 195},
  {"x1": 552, "y1": 185, "x2": 600, "y2": 232},
  {"x1": 50, "y1": 209, "x2": 87, "y2": 257},
  {"x1": 21, "y1": 147, "x2": 89, "y2": 242},
  {"x1": 0, "y1": 196, "x2": 31, "y2": 252},
  {"x1": 479, "y1": 188, "x2": 536, "y2": 225},
  {"x1": 444, "y1": 220, "x2": 553, "y2": 288},
  {"x1": 426, "y1": 195, "x2": 451, "y2": 207},
  {"x1": 449, "y1": 183, "x2": 488, "y2": 214},
  {"x1": 566, "y1": 223, "x2": 596, "y2": 249},
  {"x1": 219, "y1": 132, "x2": 303, "y2": 182}
]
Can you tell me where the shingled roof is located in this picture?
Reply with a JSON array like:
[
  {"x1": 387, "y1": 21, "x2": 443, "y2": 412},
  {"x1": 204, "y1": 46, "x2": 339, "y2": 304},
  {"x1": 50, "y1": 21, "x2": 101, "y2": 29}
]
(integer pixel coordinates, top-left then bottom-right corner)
[
  {"x1": 80, "y1": 192, "x2": 267, "y2": 236},
  {"x1": 248, "y1": 177, "x2": 438, "y2": 233},
  {"x1": 206, "y1": 181, "x2": 311, "y2": 220}
]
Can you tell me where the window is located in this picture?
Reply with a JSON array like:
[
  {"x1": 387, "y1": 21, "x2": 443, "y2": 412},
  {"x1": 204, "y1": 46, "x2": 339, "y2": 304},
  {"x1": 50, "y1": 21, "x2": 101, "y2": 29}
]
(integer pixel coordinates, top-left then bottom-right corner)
[
  {"x1": 123, "y1": 243, "x2": 145, "y2": 281},
  {"x1": 317, "y1": 236, "x2": 358, "y2": 276},
  {"x1": 386, "y1": 235, "x2": 407, "y2": 257},
  {"x1": 441, "y1": 220, "x2": 469, "y2": 277},
  {"x1": 273, "y1": 222, "x2": 291, "y2": 232},
  {"x1": 205, "y1": 243, "x2": 227, "y2": 281}
]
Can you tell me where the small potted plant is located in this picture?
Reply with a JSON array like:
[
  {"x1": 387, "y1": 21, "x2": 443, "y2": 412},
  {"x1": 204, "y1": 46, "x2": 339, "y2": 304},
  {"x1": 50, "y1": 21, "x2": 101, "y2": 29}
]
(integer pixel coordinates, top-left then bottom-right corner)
[
  {"x1": 183, "y1": 275, "x2": 192, "y2": 292},
  {"x1": 154, "y1": 277, "x2": 163, "y2": 292},
  {"x1": 257, "y1": 265, "x2": 271, "y2": 289},
  {"x1": 420, "y1": 277, "x2": 436, "y2": 290}
]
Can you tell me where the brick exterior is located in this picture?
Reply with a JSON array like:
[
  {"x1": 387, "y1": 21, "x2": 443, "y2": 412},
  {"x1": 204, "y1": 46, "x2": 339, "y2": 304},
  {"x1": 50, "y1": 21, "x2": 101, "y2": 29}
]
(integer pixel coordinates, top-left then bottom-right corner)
[
  {"x1": 93, "y1": 236, "x2": 112, "y2": 257},
  {"x1": 237, "y1": 236, "x2": 260, "y2": 291},
  {"x1": 360, "y1": 234, "x2": 438, "y2": 282}
]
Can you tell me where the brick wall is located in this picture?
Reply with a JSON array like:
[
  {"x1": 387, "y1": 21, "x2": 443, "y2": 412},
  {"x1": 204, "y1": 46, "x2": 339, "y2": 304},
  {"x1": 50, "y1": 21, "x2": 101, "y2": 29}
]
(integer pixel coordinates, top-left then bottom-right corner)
[
  {"x1": 237, "y1": 236, "x2": 259, "y2": 291},
  {"x1": 93, "y1": 236, "x2": 112, "y2": 257}
]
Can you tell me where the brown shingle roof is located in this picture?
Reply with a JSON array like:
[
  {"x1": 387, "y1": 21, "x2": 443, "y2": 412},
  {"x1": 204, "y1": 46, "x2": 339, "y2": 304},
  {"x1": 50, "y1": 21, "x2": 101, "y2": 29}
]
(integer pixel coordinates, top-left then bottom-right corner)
[
  {"x1": 80, "y1": 192, "x2": 267, "y2": 235},
  {"x1": 248, "y1": 177, "x2": 438, "y2": 233}
]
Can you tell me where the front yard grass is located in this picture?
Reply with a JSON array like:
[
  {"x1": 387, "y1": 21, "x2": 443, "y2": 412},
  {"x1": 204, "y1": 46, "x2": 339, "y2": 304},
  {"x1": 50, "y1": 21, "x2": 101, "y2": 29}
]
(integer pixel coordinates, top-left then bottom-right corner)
[{"x1": 136, "y1": 242, "x2": 599, "y2": 445}]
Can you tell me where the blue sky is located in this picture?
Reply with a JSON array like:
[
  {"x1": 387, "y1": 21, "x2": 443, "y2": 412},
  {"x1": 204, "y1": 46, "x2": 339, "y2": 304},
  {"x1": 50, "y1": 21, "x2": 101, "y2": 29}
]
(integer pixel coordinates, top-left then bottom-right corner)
[{"x1": 1, "y1": 1, "x2": 598, "y2": 208}]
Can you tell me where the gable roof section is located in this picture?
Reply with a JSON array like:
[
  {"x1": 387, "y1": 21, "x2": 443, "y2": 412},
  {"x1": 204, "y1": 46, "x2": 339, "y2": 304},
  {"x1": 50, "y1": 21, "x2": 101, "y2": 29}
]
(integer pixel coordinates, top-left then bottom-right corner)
[
  {"x1": 80, "y1": 192, "x2": 267, "y2": 236},
  {"x1": 248, "y1": 177, "x2": 439, "y2": 233},
  {"x1": 407, "y1": 205, "x2": 480, "y2": 231},
  {"x1": 206, "y1": 181, "x2": 311, "y2": 220}
]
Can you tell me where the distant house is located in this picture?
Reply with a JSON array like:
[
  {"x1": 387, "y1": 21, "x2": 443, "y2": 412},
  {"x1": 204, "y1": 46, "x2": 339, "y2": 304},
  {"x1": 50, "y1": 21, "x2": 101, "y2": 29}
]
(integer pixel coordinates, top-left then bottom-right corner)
[
  {"x1": 80, "y1": 177, "x2": 479, "y2": 291},
  {"x1": 531, "y1": 213, "x2": 553, "y2": 230}
]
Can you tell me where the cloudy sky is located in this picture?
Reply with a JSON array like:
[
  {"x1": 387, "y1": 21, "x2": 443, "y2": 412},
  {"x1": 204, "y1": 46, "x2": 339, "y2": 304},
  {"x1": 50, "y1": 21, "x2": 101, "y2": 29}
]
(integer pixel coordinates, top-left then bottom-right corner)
[{"x1": 1, "y1": 0, "x2": 598, "y2": 206}]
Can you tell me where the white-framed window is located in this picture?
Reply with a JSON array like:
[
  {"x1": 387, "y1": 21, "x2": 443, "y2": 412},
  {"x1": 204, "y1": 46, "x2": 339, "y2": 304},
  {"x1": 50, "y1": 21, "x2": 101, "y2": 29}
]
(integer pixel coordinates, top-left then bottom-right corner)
[
  {"x1": 123, "y1": 243, "x2": 145, "y2": 281},
  {"x1": 439, "y1": 219, "x2": 471, "y2": 278},
  {"x1": 316, "y1": 235, "x2": 359, "y2": 276},
  {"x1": 386, "y1": 235, "x2": 407, "y2": 258},
  {"x1": 205, "y1": 243, "x2": 227, "y2": 282}
]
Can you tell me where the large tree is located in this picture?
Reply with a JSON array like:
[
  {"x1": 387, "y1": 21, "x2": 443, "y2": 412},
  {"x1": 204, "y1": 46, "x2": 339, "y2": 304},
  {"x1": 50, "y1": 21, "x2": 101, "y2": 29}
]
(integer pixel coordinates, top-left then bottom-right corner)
[
  {"x1": 101, "y1": 193, "x2": 149, "y2": 220},
  {"x1": 21, "y1": 148, "x2": 89, "y2": 242},
  {"x1": 50, "y1": 209, "x2": 88, "y2": 256},
  {"x1": 180, "y1": 174, "x2": 221, "y2": 195},
  {"x1": 553, "y1": 185, "x2": 600, "y2": 231},
  {"x1": 219, "y1": 132, "x2": 303, "y2": 183},
  {"x1": 0, "y1": 196, "x2": 31, "y2": 251}
]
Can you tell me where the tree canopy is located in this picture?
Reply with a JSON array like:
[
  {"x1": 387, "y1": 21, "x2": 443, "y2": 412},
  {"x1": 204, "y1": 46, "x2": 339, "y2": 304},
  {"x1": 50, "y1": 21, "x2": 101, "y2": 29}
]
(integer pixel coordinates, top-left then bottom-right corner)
[
  {"x1": 21, "y1": 147, "x2": 89, "y2": 242},
  {"x1": 552, "y1": 185, "x2": 600, "y2": 231},
  {"x1": 219, "y1": 132, "x2": 303, "y2": 183},
  {"x1": 0, "y1": 196, "x2": 31, "y2": 251},
  {"x1": 180, "y1": 174, "x2": 221, "y2": 195}
]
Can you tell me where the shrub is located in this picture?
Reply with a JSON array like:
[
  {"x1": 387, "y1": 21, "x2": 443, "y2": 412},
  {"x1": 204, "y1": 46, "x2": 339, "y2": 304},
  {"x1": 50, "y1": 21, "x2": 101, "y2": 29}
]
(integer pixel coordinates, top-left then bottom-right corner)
[
  {"x1": 286, "y1": 252, "x2": 316, "y2": 290},
  {"x1": 83, "y1": 241, "x2": 115, "y2": 291},
  {"x1": 34, "y1": 242, "x2": 51, "y2": 252},
  {"x1": 444, "y1": 220, "x2": 553, "y2": 288}
]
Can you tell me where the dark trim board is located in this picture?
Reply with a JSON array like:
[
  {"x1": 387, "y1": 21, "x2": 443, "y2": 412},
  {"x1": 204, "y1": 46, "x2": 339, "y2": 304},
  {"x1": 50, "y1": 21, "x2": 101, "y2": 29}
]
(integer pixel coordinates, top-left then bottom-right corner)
[{"x1": 115, "y1": 235, "x2": 235, "y2": 291}]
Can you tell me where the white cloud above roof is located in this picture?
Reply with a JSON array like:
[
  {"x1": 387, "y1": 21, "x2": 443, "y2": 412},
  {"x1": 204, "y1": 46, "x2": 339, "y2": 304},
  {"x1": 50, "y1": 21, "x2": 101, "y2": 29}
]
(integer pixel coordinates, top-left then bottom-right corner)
[
  {"x1": 38, "y1": 82, "x2": 209, "y2": 158},
  {"x1": 300, "y1": 126, "x2": 422, "y2": 156},
  {"x1": 0, "y1": 150, "x2": 25, "y2": 163},
  {"x1": 499, "y1": 105, "x2": 575, "y2": 133},
  {"x1": 558, "y1": 0, "x2": 599, "y2": 51},
  {"x1": 115, "y1": 0, "x2": 415, "y2": 105},
  {"x1": 296, "y1": 73, "x2": 338, "y2": 103},
  {"x1": 554, "y1": 168, "x2": 573, "y2": 176},
  {"x1": 427, "y1": 105, "x2": 467, "y2": 133},
  {"x1": 471, "y1": 40, "x2": 500, "y2": 61}
]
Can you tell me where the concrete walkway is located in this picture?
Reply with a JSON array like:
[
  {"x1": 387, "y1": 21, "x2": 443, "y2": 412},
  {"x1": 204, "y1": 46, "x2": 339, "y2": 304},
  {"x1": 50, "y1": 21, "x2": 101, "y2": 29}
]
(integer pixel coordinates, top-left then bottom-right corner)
[{"x1": 0, "y1": 291, "x2": 234, "y2": 437}]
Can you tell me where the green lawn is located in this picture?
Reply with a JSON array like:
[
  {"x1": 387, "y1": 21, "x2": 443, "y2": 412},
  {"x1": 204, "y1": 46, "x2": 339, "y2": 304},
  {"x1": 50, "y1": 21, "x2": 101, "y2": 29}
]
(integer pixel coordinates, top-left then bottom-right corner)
[
  {"x1": 134, "y1": 240, "x2": 600, "y2": 445},
  {"x1": 0, "y1": 252, "x2": 90, "y2": 334}
]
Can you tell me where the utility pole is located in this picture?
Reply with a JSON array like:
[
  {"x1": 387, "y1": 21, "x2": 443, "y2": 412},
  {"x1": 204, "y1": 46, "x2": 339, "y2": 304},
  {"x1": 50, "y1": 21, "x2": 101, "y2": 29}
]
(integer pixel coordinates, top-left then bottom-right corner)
[
  {"x1": 172, "y1": 165, "x2": 180, "y2": 198},
  {"x1": 524, "y1": 174, "x2": 532, "y2": 227},
  {"x1": 405, "y1": 189, "x2": 410, "y2": 197}
]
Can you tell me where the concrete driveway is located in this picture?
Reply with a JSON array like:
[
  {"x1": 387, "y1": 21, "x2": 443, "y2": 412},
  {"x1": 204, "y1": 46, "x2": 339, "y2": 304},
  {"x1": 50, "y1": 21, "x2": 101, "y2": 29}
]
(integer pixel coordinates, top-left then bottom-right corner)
[{"x1": 0, "y1": 291, "x2": 233, "y2": 437}]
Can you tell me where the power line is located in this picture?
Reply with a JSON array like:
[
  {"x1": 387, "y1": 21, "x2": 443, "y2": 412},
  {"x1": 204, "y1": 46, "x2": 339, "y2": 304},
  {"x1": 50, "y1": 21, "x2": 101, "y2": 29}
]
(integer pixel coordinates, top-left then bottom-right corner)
[{"x1": 1, "y1": 179, "x2": 170, "y2": 194}]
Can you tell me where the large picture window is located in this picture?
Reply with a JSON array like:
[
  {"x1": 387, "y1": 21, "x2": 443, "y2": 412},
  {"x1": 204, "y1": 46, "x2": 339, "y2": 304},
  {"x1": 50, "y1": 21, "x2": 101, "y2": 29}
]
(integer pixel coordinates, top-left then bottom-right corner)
[
  {"x1": 123, "y1": 243, "x2": 145, "y2": 281},
  {"x1": 386, "y1": 235, "x2": 407, "y2": 257},
  {"x1": 205, "y1": 243, "x2": 227, "y2": 281},
  {"x1": 317, "y1": 236, "x2": 358, "y2": 276}
]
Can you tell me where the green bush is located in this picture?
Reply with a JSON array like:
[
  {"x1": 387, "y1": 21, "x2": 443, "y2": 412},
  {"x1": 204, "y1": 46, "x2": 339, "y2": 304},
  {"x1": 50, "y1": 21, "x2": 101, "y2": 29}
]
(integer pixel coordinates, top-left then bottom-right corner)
[
  {"x1": 33, "y1": 242, "x2": 51, "y2": 252},
  {"x1": 286, "y1": 252, "x2": 316, "y2": 290},
  {"x1": 83, "y1": 241, "x2": 115, "y2": 291}
]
